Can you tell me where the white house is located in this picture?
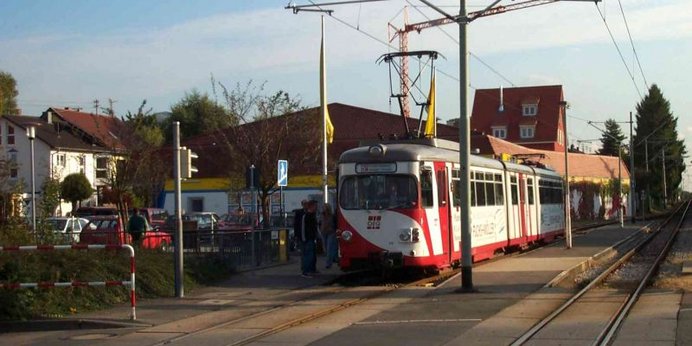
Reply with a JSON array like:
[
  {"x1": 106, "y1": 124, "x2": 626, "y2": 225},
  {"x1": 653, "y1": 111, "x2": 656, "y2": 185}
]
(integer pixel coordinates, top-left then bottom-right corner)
[{"x1": 3, "y1": 111, "x2": 118, "y2": 216}]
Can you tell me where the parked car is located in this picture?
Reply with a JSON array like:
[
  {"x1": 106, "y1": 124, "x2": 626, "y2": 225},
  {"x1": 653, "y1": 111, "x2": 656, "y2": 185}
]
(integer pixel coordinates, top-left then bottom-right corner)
[
  {"x1": 81, "y1": 215, "x2": 172, "y2": 249},
  {"x1": 72, "y1": 206, "x2": 118, "y2": 217},
  {"x1": 45, "y1": 217, "x2": 89, "y2": 242},
  {"x1": 186, "y1": 212, "x2": 221, "y2": 230},
  {"x1": 132, "y1": 208, "x2": 169, "y2": 230}
]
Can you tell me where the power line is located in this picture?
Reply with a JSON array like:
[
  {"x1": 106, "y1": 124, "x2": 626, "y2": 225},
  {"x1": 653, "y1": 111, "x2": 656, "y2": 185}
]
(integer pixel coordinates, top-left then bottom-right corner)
[
  {"x1": 404, "y1": 0, "x2": 516, "y2": 87},
  {"x1": 616, "y1": 0, "x2": 648, "y2": 89},
  {"x1": 594, "y1": 3, "x2": 642, "y2": 99}
]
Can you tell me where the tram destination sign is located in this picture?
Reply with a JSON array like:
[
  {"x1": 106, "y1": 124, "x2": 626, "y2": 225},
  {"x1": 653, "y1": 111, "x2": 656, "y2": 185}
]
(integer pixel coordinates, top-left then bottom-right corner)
[{"x1": 355, "y1": 163, "x2": 396, "y2": 173}]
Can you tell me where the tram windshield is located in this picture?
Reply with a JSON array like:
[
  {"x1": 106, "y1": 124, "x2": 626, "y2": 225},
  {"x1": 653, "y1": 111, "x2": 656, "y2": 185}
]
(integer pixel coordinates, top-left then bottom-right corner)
[{"x1": 339, "y1": 174, "x2": 418, "y2": 210}]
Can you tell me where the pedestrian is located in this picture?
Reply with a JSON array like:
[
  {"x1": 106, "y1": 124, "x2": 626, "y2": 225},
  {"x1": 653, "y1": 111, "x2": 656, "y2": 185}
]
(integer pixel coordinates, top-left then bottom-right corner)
[
  {"x1": 292, "y1": 199, "x2": 308, "y2": 252},
  {"x1": 299, "y1": 200, "x2": 319, "y2": 277},
  {"x1": 320, "y1": 203, "x2": 338, "y2": 269},
  {"x1": 128, "y1": 208, "x2": 148, "y2": 247}
]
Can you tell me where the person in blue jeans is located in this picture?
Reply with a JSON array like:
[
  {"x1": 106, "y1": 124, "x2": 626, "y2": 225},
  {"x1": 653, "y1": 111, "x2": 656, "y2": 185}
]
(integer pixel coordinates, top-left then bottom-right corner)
[
  {"x1": 299, "y1": 200, "x2": 319, "y2": 277},
  {"x1": 320, "y1": 203, "x2": 338, "y2": 269}
]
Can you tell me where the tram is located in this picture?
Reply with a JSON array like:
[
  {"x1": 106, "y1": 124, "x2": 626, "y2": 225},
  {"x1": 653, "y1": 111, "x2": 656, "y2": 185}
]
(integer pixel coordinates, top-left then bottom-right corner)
[{"x1": 336, "y1": 138, "x2": 564, "y2": 271}]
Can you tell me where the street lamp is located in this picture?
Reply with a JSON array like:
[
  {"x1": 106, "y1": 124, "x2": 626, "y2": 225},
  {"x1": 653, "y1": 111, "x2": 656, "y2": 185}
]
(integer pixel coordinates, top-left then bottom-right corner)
[{"x1": 27, "y1": 126, "x2": 36, "y2": 232}]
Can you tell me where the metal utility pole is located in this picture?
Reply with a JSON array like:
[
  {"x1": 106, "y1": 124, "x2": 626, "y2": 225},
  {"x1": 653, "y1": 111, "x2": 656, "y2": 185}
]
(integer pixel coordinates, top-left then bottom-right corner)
[
  {"x1": 458, "y1": 0, "x2": 473, "y2": 291},
  {"x1": 662, "y1": 147, "x2": 667, "y2": 206},
  {"x1": 27, "y1": 126, "x2": 36, "y2": 232},
  {"x1": 174, "y1": 122, "x2": 184, "y2": 298},
  {"x1": 629, "y1": 111, "x2": 635, "y2": 223},
  {"x1": 562, "y1": 101, "x2": 572, "y2": 248},
  {"x1": 618, "y1": 145, "x2": 623, "y2": 227},
  {"x1": 250, "y1": 164, "x2": 257, "y2": 266}
]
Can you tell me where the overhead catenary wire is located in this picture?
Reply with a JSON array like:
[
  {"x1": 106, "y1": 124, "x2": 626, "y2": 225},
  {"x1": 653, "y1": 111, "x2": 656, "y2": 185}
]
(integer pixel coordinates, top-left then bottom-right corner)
[
  {"x1": 594, "y1": 2, "x2": 643, "y2": 99},
  {"x1": 404, "y1": 0, "x2": 516, "y2": 87},
  {"x1": 616, "y1": 0, "x2": 648, "y2": 90}
]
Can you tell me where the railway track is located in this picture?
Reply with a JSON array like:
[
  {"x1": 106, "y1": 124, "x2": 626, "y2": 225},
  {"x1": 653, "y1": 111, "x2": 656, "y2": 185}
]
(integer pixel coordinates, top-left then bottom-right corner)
[
  {"x1": 511, "y1": 201, "x2": 691, "y2": 346},
  {"x1": 142, "y1": 268, "x2": 455, "y2": 346}
]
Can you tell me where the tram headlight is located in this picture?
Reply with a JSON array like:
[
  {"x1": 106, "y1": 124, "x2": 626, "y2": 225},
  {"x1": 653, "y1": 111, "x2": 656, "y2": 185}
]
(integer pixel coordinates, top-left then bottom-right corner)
[
  {"x1": 341, "y1": 230, "x2": 353, "y2": 242},
  {"x1": 399, "y1": 228, "x2": 420, "y2": 243}
]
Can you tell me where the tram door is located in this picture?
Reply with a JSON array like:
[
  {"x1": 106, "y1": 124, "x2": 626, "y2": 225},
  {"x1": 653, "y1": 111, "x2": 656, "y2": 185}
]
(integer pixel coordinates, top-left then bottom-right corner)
[{"x1": 436, "y1": 165, "x2": 452, "y2": 263}]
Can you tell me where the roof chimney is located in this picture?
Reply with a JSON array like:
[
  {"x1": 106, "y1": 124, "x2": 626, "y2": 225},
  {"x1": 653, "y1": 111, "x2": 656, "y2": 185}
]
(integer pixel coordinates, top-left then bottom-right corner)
[{"x1": 498, "y1": 85, "x2": 505, "y2": 112}]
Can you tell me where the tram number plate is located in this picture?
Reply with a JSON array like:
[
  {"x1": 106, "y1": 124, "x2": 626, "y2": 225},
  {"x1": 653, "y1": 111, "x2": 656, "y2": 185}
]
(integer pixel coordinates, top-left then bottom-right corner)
[{"x1": 367, "y1": 215, "x2": 381, "y2": 230}]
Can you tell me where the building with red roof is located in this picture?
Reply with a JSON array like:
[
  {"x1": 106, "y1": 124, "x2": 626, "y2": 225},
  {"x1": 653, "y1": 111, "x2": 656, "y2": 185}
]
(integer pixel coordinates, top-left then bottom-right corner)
[{"x1": 471, "y1": 85, "x2": 566, "y2": 152}]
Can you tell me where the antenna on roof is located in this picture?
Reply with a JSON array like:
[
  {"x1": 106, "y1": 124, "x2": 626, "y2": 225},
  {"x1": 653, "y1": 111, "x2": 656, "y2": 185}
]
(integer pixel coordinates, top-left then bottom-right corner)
[{"x1": 93, "y1": 99, "x2": 100, "y2": 115}]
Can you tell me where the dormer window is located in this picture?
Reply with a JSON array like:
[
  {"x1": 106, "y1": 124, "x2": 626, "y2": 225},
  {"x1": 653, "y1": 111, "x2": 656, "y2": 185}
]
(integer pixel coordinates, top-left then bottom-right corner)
[
  {"x1": 522, "y1": 104, "x2": 538, "y2": 116},
  {"x1": 492, "y1": 126, "x2": 507, "y2": 139}
]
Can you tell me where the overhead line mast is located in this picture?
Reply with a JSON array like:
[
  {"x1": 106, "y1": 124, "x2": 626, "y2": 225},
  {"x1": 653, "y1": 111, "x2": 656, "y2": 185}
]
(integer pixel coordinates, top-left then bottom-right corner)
[{"x1": 388, "y1": 0, "x2": 561, "y2": 117}]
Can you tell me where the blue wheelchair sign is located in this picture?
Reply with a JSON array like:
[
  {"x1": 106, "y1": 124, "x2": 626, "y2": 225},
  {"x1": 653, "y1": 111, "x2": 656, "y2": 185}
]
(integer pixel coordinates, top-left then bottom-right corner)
[{"x1": 277, "y1": 160, "x2": 288, "y2": 187}]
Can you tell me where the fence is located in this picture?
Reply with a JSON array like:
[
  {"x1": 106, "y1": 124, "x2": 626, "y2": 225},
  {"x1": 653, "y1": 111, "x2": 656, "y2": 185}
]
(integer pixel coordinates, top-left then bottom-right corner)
[
  {"x1": 0, "y1": 244, "x2": 137, "y2": 320},
  {"x1": 177, "y1": 228, "x2": 290, "y2": 268}
]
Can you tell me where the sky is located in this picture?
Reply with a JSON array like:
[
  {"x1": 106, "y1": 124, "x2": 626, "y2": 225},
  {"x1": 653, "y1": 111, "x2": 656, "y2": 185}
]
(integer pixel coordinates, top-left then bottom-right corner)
[{"x1": 1, "y1": 0, "x2": 691, "y2": 185}]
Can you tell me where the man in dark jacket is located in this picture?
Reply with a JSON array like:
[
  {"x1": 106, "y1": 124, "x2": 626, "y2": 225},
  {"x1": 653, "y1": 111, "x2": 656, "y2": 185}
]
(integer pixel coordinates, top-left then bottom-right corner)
[
  {"x1": 128, "y1": 208, "x2": 147, "y2": 246},
  {"x1": 299, "y1": 200, "x2": 319, "y2": 277}
]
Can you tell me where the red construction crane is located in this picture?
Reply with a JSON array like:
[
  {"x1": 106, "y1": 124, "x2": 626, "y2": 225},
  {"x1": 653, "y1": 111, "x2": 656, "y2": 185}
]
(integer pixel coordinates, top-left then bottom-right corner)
[{"x1": 388, "y1": 0, "x2": 559, "y2": 117}]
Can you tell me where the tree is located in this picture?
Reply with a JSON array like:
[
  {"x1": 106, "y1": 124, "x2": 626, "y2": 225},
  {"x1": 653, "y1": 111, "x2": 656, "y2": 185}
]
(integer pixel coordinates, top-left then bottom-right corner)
[
  {"x1": 200, "y1": 80, "x2": 318, "y2": 225},
  {"x1": 101, "y1": 100, "x2": 168, "y2": 219},
  {"x1": 632, "y1": 84, "x2": 686, "y2": 209},
  {"x1": 598, "y1": 119, "x2": 626, "y2": 157},
  {"x1": 0, "y1": 71, "x2": 20, "y2": 115},
  {"x1": 60, "y1": 173, "x2": 93, "y2": 212},
  {"x1": 164, "y1": 90, "x2": 235, "y2": 142},
  {"x1": 39, "y1": 177, "x2": 61, "y2": 218}
]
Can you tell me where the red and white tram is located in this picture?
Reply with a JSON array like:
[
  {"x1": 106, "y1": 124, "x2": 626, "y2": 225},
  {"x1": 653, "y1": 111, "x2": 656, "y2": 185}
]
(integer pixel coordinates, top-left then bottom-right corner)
[{"x1": 336, "y1": 138, "x2": 564, "y2": 272}]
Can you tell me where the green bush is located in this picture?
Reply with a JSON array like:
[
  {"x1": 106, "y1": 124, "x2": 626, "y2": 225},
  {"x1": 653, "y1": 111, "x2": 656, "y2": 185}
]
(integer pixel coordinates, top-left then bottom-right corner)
[{"x1": 0, "y1": 221, "x2": 235, "y2": 320}]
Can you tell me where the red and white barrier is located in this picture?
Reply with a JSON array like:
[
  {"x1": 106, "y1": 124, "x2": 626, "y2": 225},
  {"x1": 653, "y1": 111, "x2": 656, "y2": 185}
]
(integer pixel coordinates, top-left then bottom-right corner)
[{"x1": 0, "y1": 244, "x2": 136, "y2": 320}]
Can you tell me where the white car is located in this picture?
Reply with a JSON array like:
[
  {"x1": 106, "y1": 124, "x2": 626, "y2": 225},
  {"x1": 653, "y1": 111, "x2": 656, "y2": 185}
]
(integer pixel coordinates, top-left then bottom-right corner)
[{"x1": 45, "y1": 217, "x2": 89, "y2": 242}]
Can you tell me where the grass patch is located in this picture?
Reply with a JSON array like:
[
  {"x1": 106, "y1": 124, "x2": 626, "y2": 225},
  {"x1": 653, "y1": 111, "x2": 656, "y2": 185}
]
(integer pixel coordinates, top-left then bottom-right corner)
[{"x1": 0, "y1": 221, "x2": 235, "y2": 321}]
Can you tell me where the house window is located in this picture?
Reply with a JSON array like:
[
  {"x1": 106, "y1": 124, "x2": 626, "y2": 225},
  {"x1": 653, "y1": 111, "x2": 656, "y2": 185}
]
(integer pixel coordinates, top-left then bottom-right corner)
[
  {"x1": 96, "y1": 157, "x2": 109, "y2": 179},
  {"x1": 520, "y1": 126, "x2": 535, "y2": 139},
  {"x1": 522, "y1": 104, "x2": 537, "y2": 116},
  {"x1": 7, "y1": 126, "x2": 14, "y2": 145},
  {"x1": 56, "y1": 153, "x2": 66, "y2": 167},
  {"x1": 78, "y1": 155, "x2": 85, "y2": 174},
  {"x1": 492, "y1": 127, "x2": 507, "y2": 139},
  {"x1": 8, "y1": 149, "x2": 17, "y2": 178}
]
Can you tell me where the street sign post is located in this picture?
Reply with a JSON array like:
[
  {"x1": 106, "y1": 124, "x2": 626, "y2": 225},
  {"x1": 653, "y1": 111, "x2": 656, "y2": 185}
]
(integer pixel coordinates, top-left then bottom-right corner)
[
  {"x1": 278, "y1": 160, "x2": 288, "y2": 187},
  {"x1": 278, "y1": 160, "x2": 288, "y2": 228}
]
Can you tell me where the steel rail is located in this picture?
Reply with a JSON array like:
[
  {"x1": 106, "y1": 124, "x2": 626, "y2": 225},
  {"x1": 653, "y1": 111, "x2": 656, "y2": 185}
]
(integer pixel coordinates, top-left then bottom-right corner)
[
  {"x1": 511, "y1": 203, "x2": 687, "y2": 346},
  {"x1": 596, "y1": 200, "x2": 691, "y2": 345}
]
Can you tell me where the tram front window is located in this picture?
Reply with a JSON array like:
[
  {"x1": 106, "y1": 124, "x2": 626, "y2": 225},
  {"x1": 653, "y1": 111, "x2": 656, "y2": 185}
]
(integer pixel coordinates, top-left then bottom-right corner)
[{"x1": 340, "y1": 175, "x2": 417, "y2": 210}]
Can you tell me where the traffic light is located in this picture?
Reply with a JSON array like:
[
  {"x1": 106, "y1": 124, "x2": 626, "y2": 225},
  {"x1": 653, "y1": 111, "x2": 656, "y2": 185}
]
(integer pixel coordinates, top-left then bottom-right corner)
[{"x1": 180, "y1": 147, "x2": 198, "y2": 179}]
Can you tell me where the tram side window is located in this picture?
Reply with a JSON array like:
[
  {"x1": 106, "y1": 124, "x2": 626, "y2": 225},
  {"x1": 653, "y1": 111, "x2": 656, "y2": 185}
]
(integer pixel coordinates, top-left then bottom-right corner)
[
  {"x1": 475, "y1": 180, "x2": 486, "y2": 206},
  {"x1": 494, "y1": 174, "x2": 504, "y2": 205},
  {"x1": 452, "y1": 169, "x2": 460, "y2": 207},
  {"x1": 485, "y1": 181, "x2": 495, "y2": 206},
  {"x1": 527, "y1": 178, "x2": 535, "y2": 205},
  {"x1": 421, "y1": 170, "x2": 434, "y2": 208},
  {"x1": 510, "y1": 176, "x2": 518, "y2": 205},
  {"x1": 470, "y1": 181, "x2": 476, "y2": 206}
]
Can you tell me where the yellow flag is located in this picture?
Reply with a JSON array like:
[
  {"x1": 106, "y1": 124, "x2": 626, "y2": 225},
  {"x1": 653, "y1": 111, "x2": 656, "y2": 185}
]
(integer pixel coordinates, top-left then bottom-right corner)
[
  {"x1": 320, "y1": 29, "x2": 334, "y2": 144},
  {"x1": 424, "y1": 72, "x2": 436, "y2": 137}
]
